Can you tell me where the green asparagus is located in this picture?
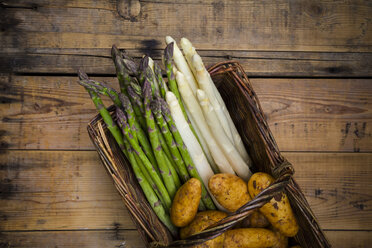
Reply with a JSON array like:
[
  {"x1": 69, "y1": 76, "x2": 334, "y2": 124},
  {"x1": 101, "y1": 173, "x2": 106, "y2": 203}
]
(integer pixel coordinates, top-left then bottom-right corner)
[
  {"x1": 151, "y1": 99, "x2": 190, "y2": 183},
  {"x1": 142, "y1": 79, "x2": 179, "y2": 199},
  {"x1": 160, "y1": 99, "x2": 216, "y2": 210},
  {"x1": 116, "y1": 108, "x2": 172, "y2": 210}
]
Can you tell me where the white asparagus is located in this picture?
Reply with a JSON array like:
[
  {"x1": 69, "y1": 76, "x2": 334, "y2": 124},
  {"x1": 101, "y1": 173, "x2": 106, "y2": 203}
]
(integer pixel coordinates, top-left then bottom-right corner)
[
  {"x1": 165, "y1": 36, "x2": 198, "y2": 94},
  {"x1": 207, "y1": 73, "x2": 251, "y2": 163},
  {"x1": 192, "y1": 54, "x2": 235, "y2": 143},
  {"x1": 180, "y1": 37, "x2": 197, "y2": 77},
  {"x1": 166, "y1": 91, "x2": 224, "y2": 210},
  {"x1": 197, "y1": 90, "x2": 252, "y2": 181},
  {"x1": 184, "y1": 104, "x2": 217, "y2": 173},
  {"x1": 181, "y1": 38, "x2": 250, "y2": 161},
  {"x1": 177, "y1": 71, "x2": 234, "y2": 175}
]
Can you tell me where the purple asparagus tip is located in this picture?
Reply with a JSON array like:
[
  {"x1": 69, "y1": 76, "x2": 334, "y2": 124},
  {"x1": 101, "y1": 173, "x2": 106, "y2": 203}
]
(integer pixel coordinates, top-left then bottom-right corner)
[
  {"x1": 111, "y1": 45, "x2": 120, "y2": 60},
  {"x1": 159, "y1": 98, "x2": 171, "y2": 116},
  {"x1": 142, "y1": 78, "x2": 152, "y2": 100},
  {"x1": 78, "y1": 70, "x2": 89, "y2": 81},
  {"x1": 150, "y1": 99, "x2": 161, "y2": 115},
  {"x1": 119, "y1": 93, "x2": 131, "y2": 110},
  {"x1": 139, "y1": 56, "x2": 149, "y2": 72},
  {"x1": 164, "y1": 42, "x2": 174, "y2": 61},
  {"x1": 115, "y1": 107, "x2": 127, "y2": 127}
]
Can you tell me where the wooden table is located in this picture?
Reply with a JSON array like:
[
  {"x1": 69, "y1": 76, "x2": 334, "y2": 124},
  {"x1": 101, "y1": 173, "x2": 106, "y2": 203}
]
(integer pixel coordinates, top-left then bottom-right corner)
[{"x1": 0, "y1": 1, "x2": 371, "y2": 247}]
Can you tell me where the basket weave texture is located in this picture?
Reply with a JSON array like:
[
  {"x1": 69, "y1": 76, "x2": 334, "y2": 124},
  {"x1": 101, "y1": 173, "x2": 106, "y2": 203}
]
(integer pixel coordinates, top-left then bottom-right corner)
[{"x1": 87, "y1": 61, "x2": 331, "y2": 248}]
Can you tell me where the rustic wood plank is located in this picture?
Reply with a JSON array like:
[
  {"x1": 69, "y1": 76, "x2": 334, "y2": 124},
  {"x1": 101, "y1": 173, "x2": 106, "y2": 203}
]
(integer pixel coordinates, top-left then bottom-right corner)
[
  {"x1": 1, "y1": 75, "x2": 371, "y2": 151},
  {"x1": 1, "y1": 0, "x2": 370, "y2": 52},
  {"x1": 0, "y1": 150, "x2": 133, "y2": 231},
  {"x1": 0, "y1": 151, "x2": 370, "y2": 231},
  {"x1": 0, "y1": 230, "x2": 144, "y2": 248},
  {"x1": 1, "y1": 0, "x2": 371, "y2": 76},
  {"x1": 0, "y1": 230, "x2": 370, "y2": 248},
  {"x1": 1, "y1": 50, "x2": 371, "y2": 77}
]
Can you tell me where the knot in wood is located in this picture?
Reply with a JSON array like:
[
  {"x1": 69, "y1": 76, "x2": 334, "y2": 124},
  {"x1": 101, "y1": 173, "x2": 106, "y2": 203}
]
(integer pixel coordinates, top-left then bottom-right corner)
[{"x1": 117, "y1": 0, "x2": 141, "y2": 21}]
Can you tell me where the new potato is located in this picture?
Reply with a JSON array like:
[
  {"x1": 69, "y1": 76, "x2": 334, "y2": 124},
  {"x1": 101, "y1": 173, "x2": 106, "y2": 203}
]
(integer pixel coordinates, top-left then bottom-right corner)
[
  {"x1": 224, "y1": 228, "x2": 277, "y2": 248},
  {"x1": 271, "y1": 227, "x2": 288, "y2": 248},
  {"x1": 171, "y1": 178, "x2": 201, "y2": 227},
  {"x1": 180, "y1": 210, "x2": 227, "y2": 248},
  {"x1": 208, "y1": 173, "x2": 250, "y2": 212},
  {"x1": 248, "y1": 172, "x2": 299, "y2": 237}
]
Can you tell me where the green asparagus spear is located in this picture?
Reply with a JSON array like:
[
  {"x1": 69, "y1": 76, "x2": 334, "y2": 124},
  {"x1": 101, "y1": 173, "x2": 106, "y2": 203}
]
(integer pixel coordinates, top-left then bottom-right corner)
[
  {"x1": 164, "y1": 42, "x2": 188, "y2": 120},
  {"x1": 116, "y1": 108, "x2": 172, "y2": 210},
  {"x1": 78, "y1": 71, "x2": 126, "y2": 153},
  {"x1": 78, "y1": 77, "x2": 159, "y2": 177},
  {"x1": 151, "y1": 99, "x2": 190, "y2": 183},
  {"x1": 160, "y1": 99, "x2": 216, "y2": 210},
  {"x1": 119, "y1": 116, "x2": 177, "y2": 235},
  {"x1": 142, "y1": 79, "x2": 179, "y2": 199},
  {"x1": 111, "y1": 45, "x2": 147, "y2": 128},
  {"x1": 153, "y1": 61, "x2": 168, "y2": 98}
]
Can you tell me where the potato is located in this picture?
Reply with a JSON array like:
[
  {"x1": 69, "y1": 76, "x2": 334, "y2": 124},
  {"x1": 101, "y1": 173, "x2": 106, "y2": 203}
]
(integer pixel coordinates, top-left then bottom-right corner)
[
  {"x1": 209, "y1": 173, "x2": 250, "y2": 212},
  {"x1": 223, "y1": 228, "x2": 277, "y2": 248},
  {"x1": 290, "y1": 246, "x2": 302, "y2": 248},
  {"x1": 248, "y1": 211, "x2": 270, "y2": 228},
  {"x1": 248, "y1": 172, "x2": 299, "y2": 237},
  {"x1": 180, "y1": 210, "x2": 227, "y2": 248},
  {"x1": 271, "y1": 227, "x2": 288, "y2": 248},
  {"x1": 171, "y1": 178, "x2": 201, "y2": 227}
]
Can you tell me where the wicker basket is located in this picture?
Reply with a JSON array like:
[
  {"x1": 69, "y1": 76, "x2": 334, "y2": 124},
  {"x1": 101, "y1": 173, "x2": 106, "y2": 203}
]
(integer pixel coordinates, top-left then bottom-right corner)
[{"x1": 87, "y1": 61, "x2": 331, "y2": 248}]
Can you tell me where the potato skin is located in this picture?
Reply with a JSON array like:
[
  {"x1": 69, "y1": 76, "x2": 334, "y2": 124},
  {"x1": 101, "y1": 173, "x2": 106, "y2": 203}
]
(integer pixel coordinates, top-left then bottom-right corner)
[
  {"x1": 248, "y1": 172, "x2": 299, "y2": 237},
  {"x1": 248, "y1": 211, "x2": 270, "y2": 228},
  {"x1": 171, "y1": 178, "x2": 201, "y2": 227},
  {"x1": 209, "y1": 173, "x2": 250, "y2": 212},
  {"x1": 223, "y1": 228, "x2": 277, "y2": 248},
  {"x1": 180, "y1": 210, "x2": 227, "y2": 248},
  {"x1": 271, "y1": 227, "x2": 288, "y2": 248}
]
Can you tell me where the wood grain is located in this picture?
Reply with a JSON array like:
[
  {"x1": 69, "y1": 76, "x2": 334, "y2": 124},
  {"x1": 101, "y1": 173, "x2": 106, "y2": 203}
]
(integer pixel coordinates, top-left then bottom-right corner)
[
  {"x1": 1, "y1": 0, "x2": 370, "y2": 52},
  {"x1": 0, "y1": 230, "x2": 370, "y2": 248},
  {"x1": 0, "y1": 0, "x2": 371, "y2": 76},
  {"x1": 1, "y1": 150, "x2": 370, "y2": 231},
  {"x1": 1, "y1": 75, "x2": 371, "y2": 151},
  {"x1": 1, "y1": 49, "x2": 371, "y2": 77}
]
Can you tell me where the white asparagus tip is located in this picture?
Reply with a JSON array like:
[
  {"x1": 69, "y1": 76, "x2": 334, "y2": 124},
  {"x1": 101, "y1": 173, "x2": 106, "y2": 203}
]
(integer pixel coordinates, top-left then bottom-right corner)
[
  {"x1": 148, "y1": 57, "x2": 154, "y2": 69},
  {"x1": 192, "y1": 54, "x2": 204, "y2": 71},
  {"x1": 166, "y1": 91, "x2": 177, "y2": 103},
  {"x1": 196, "y1": 89, "x2": 207, "y2": 102},
  {"x1": 180, "y1": 37, "x2": 192, "y2": 50},
  {"x1": 165, "y1": 36, "x2": 176, "y2": 45},
  {"x1": 176, "y1": 71, "x2": 185, "y2": 81}
]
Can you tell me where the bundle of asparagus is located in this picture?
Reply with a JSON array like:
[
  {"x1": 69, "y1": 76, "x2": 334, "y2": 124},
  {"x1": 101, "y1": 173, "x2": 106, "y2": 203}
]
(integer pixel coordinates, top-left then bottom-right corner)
[{"x1": 78, "y1": 37, "x2": 253, "y2": 235}]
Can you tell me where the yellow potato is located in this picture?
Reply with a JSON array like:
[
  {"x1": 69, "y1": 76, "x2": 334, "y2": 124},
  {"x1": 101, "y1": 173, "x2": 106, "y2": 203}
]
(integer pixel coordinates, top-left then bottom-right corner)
[
  {"x1": 290, "y1": 246, "x2": 302, "y2": 248},
  {"x1": 223, "y1": 228, "x2": 277, "y2": 248},
  {"x1": 248, "y1": 211, "x2": 270, "y2": 228},
  {"x1": 180, "y1": 210, "x2": 227, "y2": 248},
  {"x1": 271, "y1": 227, "x2": 288, "y2": 248},
  {"x1": 209, "y1": 173, "x2": 250, "y2": 212},
  {"x1": 171, "y1": 178, "x2": 201, "y2": 227},
  {"x1": 248, "y1": 172, "x2": 299, "y2": 237}
]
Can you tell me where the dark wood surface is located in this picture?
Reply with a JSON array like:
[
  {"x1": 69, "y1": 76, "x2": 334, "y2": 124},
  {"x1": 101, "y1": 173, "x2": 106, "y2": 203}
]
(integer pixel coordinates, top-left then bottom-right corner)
[{"x1": 0, "y1": 0, "x2": 371, "y2": 247}]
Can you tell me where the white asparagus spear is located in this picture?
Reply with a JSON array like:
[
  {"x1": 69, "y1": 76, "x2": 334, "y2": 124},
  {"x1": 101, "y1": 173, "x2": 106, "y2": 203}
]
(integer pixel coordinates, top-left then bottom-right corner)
[
  {"x1": 197, "y1": 90, "x2": 252, "y2": 181},
  {"x1": 207, "y1": 73, "x2": 251, "y2": 162},
  {"x1": 192, "y1": 54, "x2": 235, "y2": 143},
  {"x1": 180, "y1": 37, "x2": 197, "y2": 77},
  {"x1": 180, "y1": 38, "x2": 250, "y2": 161},
  {"x1": 166, "y1": 91, "x2": 224, "y2": 210},
  {"x1": 184, "y1": 103, "x2": 217, "y2": 173},
  {"x1": 177, "y1": 71, "x2": 234, "y2": 175},
  {"x1": 165, "y1": 36, "x2": 198, "y2": 94},
  {"x1": 173, "y1": 66, "x2": 214, "y2": 167}
]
